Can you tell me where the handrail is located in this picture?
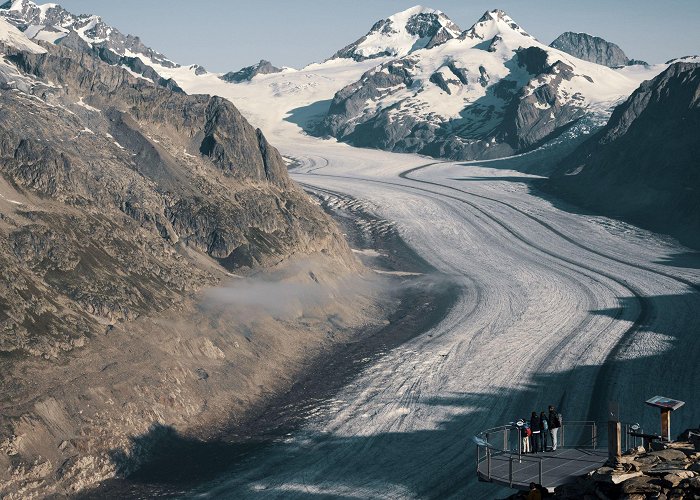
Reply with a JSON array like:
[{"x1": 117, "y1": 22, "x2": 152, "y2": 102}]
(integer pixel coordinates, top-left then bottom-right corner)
[
  {"x1": 476, "y1": 420, "x2": 605, "y2": 488},
  {"x1": 476, "y1": 420, "x2": 644, "y2": 489}
]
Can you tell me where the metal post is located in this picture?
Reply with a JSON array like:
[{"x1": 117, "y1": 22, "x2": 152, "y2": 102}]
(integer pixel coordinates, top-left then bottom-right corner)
[
  {"x1": 504, "y1": 428, "x2": 508, "y2": 451},
  {"x1": 593, "y1": 422, "x2": 597, "y2": 450},
  {"x1": 561, "y1": 424, "x2": 565, "y2": 447},
  {"x1": 518, "y1": 427, "x2": 522, "y2": 463},
  {"x1": 487, "y1": 448, "x2": 492, "y2": 481},
  {"x1": 509, "y1": 456, "x2": 513, "y2": 488},
  {"x1": 538, "y1": 458, "x2": 543, "y2": 485}
]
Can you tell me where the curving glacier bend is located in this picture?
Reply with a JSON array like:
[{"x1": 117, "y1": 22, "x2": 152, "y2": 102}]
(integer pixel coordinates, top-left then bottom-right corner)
[{"x1": 169, "y1": 70, "x2": 700, "y2": 500}]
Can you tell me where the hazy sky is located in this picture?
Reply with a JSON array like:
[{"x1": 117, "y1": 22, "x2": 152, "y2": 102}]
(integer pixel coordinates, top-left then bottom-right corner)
[{"x1": 56, "y1": 0, "x2": 700, "y2": 72}]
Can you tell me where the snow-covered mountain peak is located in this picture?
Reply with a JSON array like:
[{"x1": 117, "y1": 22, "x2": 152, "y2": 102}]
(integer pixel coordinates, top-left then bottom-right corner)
[
  {"x1": 0, "y1": 15, "x2": 44, "y2": 52},
  {"x1": 461, "y1": 9, "x2": 532, "y2": 42},
  {"x1": 330, "y1": 5, "x2": 462, "y2": 62},
  {"x1": 0, "y1": 0, "x2": 178, "y2": 68}
]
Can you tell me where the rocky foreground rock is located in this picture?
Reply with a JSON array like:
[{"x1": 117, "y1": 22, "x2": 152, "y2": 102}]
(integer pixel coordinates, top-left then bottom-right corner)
[
  {"x1": 555, "y1": 434, "x2": 700, "y2": 499},
  {"x1": 502, "y1": 433, "x2": 700, "y2": 499}
]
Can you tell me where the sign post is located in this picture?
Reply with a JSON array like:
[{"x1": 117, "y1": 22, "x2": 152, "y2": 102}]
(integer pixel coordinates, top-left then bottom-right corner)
[
  {"x1": 608, "y1": 401, "x2": 621, "y2": 462},
  {"x1": 645, "y1": 396, "x2": 685, "y2": 442}
]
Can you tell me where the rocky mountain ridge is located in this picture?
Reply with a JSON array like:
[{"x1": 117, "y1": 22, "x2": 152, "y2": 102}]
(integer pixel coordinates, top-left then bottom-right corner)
[
  {"x1": 549, "y1": 31, "x2": 647, "y2": 68},
  {"x1": 221, "y1": 59, "x2": 284, "y2": 83},
  {"x1": 0, "y1": 0, "x2": 205, "y2": 87},
  {"x1": 0, "y1": 16, "x2": 370, "y2": 497},
  {"x1": 546, "y1": 61, "x2": 700, "y2": 249},
  {"x1": 314, "y1": 9, "x2": 662, "y2": 161}
]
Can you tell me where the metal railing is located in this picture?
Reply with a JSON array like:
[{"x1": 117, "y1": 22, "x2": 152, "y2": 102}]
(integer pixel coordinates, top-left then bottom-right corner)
[
  {"x1": 475, "y1": 420, "x2": 644, "y2": 488},
  {"x1": 475, "y1": 421, "x2": 599, "y2": 487}
]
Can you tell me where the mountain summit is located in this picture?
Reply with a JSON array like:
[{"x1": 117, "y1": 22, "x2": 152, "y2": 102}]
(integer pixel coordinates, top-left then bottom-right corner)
[
  {"x1": 330, "y1": 5, "x2": 461, "y2": 61},
  {"x1": 460, "y1": 9, "x2": 532, "y2": 41},
  {"x1": 550, "y1": 32, "x2": 646, "y2": 67},
  {"x1": 0, "y1": 0, "x2": 177, "y2": 68},
  {"x1": 316, "y1": 8, "x2": 664, "y2": 161}
]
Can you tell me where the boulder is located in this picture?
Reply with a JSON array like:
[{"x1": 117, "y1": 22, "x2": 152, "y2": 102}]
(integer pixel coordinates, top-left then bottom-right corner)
[
  {"x1": 611, "y1": 471, "x2": 643, "y2": 484},
  {"x1": 662, "y1": 470, "x2": 695, "y2": 487},
  {"x1": 621, "y1": 476, "x2": 662, "y2": 494},
  {"x1": 649, "y1": 449, "x2": 689, "y2": 462}
]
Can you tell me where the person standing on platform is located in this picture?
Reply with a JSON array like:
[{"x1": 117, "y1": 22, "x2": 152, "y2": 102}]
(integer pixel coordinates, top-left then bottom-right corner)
[
  {"x1": 539, "y1": 411, "x2": 549, "y2": 451},
  {"x1": 530, "y1": 411, "x2": 541, "y2": 453},
  {"x1": 549, "y1": 405, "x2": 562, "y2": 451}
]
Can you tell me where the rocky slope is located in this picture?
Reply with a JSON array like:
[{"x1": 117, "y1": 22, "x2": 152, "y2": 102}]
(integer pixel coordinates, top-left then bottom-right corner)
[
  {"x1": 221, "y1": 59, "x2": 284, "y2": 83},
  {"x1": 315, "y1": 9, "x2": 662, "y2": 161},
  {"x1": 546, "y1": 62, "x2": 700, "y2": 249},
  {"x1": 549, "y1": 31, "x2": 646, "y2": 68},
  {"x1": 0, "y1": 16, "x2": 375, "y2": 498},
  {"x1": 329, "y1": 5, "x2": 461, "y2": 62}
]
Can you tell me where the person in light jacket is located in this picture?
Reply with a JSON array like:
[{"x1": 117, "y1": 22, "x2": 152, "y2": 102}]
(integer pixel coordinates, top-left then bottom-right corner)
[
  {"x1": 529, "y1": 411, "x2": 541, "y2": 453},
  {"x1": 548, "y1": 405, "x2": 562, "y2": 451},
  {"x1": 539, "y1": 411, "x2": 549, "y2": 451}
]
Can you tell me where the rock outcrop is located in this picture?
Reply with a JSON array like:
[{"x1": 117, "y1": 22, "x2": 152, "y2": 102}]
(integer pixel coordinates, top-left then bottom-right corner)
[
  {"x1": 221, "y1": 59, "x2": 284, "y2": 83},
  {"x1": 553, "y1": 436, "x2": 700, "y2": 499},
  {"x1": 549, "y1": 31, "x2": 646, "y2": 67},
  {"x1": 546, "y1": 62, "x2": 700, "y2": 249}
]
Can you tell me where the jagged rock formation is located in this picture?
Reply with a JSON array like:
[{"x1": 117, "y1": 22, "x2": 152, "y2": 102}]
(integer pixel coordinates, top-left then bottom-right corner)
[
  {"x1": 546, "y1": 62, "x2": 700, "y2": 249},
  {"x1": 549, "y1": 31, "x2": 644, "y2": 67},
  {"x1": 221, "y1": 59, "x2": 283, "y2": 83},
  {"x1": 317, "y1": 9, "x2": 653, "y2": 161},
  {"x1": 330, "y1": 5, "x2": 461, "y2": 61}
]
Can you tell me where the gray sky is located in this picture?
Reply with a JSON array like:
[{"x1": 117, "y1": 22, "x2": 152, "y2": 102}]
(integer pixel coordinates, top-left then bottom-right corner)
[{"x1": 56, "y1": 0, "x2": 700, "y2": 72}]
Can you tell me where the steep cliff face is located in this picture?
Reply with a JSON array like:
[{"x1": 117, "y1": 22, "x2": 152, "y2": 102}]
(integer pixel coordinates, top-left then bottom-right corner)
[
  {"x1": 549, "y1": 32, "x2": 640, "y2": 68},
  {"x1": 547, "y1": 62, "x2": 700, "y2": 248}
]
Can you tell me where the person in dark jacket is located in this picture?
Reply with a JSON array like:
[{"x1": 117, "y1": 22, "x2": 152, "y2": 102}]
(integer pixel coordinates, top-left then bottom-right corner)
[
  {"x1": 548, "y1": 405, "x2": 562, "y2": 451},
  {"x1": 539, "y1": 411, "x2": 549, "y2": 451},
  {"x1": 529, "y1": 411, "x2": 540, "y2": 453}
]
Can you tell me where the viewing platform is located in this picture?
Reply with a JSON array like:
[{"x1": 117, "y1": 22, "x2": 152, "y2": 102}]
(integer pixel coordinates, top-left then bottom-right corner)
[{"x1": 475, "y1": 421, "x2": 645, "y2": 492}]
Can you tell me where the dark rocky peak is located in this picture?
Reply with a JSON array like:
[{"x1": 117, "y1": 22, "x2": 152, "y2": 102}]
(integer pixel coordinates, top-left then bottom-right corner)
[
  {"x1": 221, "y1": 59, "x2": 283, "y2": 83},
  {"x1": 598, "y1": 62, "x2": 700, "y2": 142},
  {"x1": 516, "y1": 46, "x2": 550, "y2": 75},
  {"x1": 549, "y1": 31, "x2": 640, "y2": 67},
  {"x1": 548, "y1": 62, "x2": 700, "y2": 249}
]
